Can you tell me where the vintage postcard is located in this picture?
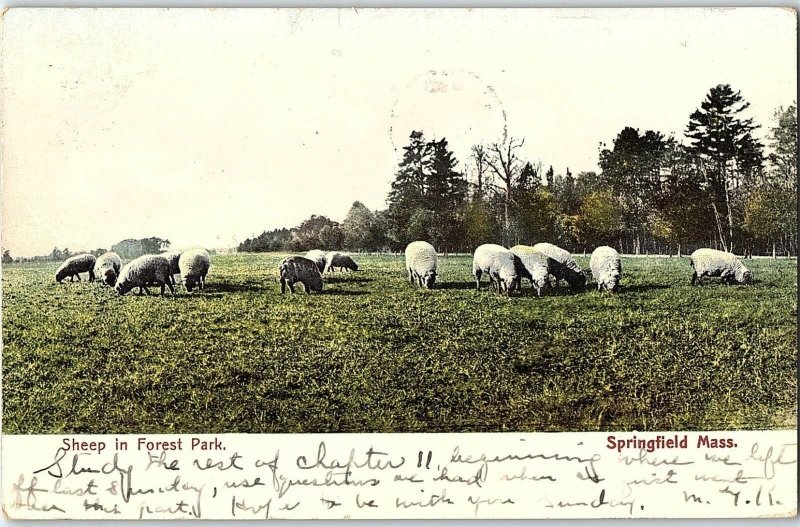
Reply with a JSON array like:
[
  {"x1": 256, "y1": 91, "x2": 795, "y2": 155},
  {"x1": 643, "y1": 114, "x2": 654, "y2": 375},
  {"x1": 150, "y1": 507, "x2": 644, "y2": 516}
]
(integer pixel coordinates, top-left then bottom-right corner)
[{"x1": 0, "y1": 7, "x2": 796, "y2": 520}]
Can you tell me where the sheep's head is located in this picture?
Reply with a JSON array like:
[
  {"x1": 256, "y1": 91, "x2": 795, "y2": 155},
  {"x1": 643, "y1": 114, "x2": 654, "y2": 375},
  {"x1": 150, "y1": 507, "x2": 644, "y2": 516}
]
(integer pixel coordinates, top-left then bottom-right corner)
[
  {"x1": 55, "y1": 269, "x2": 67, "y2": 283},
  {"x1": 184, "y1": 275, "x2": 198, "y2": 292},
  {"x1": 103, "y1": 269, "x2": 117, "y2": 286},
  {"x1": 308, "y1": 273, "x2": 324, "y2": 293},
  {"x1": 346, "y1": 259, "x2": 359, "y2": 272},
  {"x1": 115, "y1": 280, "x2": 132, "y2": 296},
  {"x1": 423, "y1": 270, "x2": 437, "y2": 289},
  {"x1": 737, "y1": 268, "x2": 753, "y2": 285}
]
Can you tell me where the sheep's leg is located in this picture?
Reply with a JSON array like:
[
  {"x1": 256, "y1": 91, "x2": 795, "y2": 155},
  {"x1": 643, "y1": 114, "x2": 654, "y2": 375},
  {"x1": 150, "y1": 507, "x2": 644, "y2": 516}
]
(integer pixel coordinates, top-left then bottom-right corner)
[
  {"x1": 159, "y1": 282, "x2": 166, "y2": 296},
  {"x1": 166, "y1": 279, "x2": 174, "y2": 295},
  {"x1": 408, "y1": 269, "x2": 414, "y2": 285},
  {"x1": 288, "y1": 282, "x2": 295, "y2": 294},
  {"x1": 88, "y1": 269, "x2": 96, "y2": 282},
  {"x1": 280, "y1": 278, "x2": 287, "y2": 294},
  {"x1": 303, "y1": 282, "x2": 310, "y2": 295},
  {"x1": 690, "y1": 271, "x2": 698, "y2": 286},
  {"x1": 474, "y1": 270, "x2": 482, "y2": 292}
]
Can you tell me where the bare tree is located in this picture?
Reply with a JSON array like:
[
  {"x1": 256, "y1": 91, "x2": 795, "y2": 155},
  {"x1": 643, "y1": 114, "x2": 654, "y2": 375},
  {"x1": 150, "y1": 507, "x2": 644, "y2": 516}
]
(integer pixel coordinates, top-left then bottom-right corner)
[
  {"x1": 485, "y1": 136, "x2": 525, "y2": 243},
  {"x1": 470, "y1": 144, "x2": 487, "y2": 197}
]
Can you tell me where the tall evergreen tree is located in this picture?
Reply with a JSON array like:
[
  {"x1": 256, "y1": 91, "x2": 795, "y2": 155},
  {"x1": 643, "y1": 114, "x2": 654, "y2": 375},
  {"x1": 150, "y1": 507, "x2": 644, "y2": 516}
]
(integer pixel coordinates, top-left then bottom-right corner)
[{"x1": 685, "y1": 84, "x2": 764, "y2": 252}]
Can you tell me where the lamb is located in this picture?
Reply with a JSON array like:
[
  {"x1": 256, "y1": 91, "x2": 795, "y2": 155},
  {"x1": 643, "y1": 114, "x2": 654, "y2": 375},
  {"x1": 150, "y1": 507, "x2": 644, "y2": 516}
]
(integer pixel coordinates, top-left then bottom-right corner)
[
  {"x1": 531, "y1": 242, "x2": 586, "y2": 289},
  {"x1": 279, "y1": 256, "x2": 323, "y2": 294},
  {"x1": 94, "y1": 252, "x2": 122, "y2": 286},
  {"x1": 472, "y1": 243, "x2": 519, "y2": 296},
  {"x1": 690, "y1": 248, "x2": 753, "y2": 286},
  {"x1": 179, "y1": 249, "x2": 211, "y2": 292},
  {"x1": 404, "y1": 241, "x2": 437, "y2": 289},
  {"x1": 324, "y1": 251, "x2": 359, "y2": 272},
  {"x1": 590, "y1": 246, "x2": 622, "y2": 292},
  {"x1": 305, "y1": 249, "x2": 327, "y2": 273},
  {"x1": 510, "y1": 245, "x2": 555, "y2": 297},
  {"x1": 55, "y1": 254, "x2": 96, "y2": 283},
  {"x1": 115, "y1": 254, "x2": 175, "y2": 296}
]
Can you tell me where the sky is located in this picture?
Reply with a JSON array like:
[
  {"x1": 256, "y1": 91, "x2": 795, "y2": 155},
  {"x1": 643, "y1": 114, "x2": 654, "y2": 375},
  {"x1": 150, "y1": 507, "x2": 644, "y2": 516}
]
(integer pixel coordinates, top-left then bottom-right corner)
[{"x1": 1, "y1": 8, "x2": 796, "y2": 257}]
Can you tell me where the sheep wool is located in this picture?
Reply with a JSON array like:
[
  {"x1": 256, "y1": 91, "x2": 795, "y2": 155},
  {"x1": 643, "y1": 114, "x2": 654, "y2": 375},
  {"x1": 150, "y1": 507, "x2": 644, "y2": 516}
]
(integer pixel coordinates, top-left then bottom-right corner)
[
  {"x1": 690, "y1": 248, "x2": 753, "y2": 285},
  {"x1": 590, "y1": 246, "x2": 622, "y2": 292},
  {"x1": 162, "y1": 250, "x2": 182, "y2": 275},
  {"x1": 404, "y1": 241, "x2": 438, "y2": 289},
  {"x1": 472, "y1": 243, "x2": 519, "y2": 296},
  {"x1": 179, "y1": 249, "x2": 211, "y2": 292},
  {"x1": 116, "y1": 254, "x2": 175, "y2": 296},
  {"x1": 510, "y1": 245, "x2": 554, "y2": 296},
  {"x1": 305, "y1": 250, "x2": 328, "y2": 273},
  {"x1": 325, "y1": 251, "x2": 359, "y2": 272},
  {"x1": 280, "y1": 256, "x2": 323, "y2": 294},
  {"x1": 94, "y1": 252, "x2": 122, "y2": 286},
  {"x1": 532, "y1": 242, "x2": 586, "y2": 289},
  {"x1": 55, "y1": 254, "x2": 97, "y2": 283}
]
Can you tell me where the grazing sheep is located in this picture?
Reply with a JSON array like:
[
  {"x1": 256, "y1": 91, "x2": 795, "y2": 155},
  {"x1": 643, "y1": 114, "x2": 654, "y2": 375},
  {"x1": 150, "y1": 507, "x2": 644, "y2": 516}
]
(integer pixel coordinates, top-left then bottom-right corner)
[
  {"x1": 324, "y1": 251, "x2": 359, "y2": 272},
  {"x1": 590, "y1": 246, "x2": 622, "y2": 292},
  {"x1": 510, "y1": 245, "x2": 555, "y2": 297},
  {"x1": 690, "y1": 248, "x2": 753, "y2": 286},
  {"x1": 305, "y1": 249, "x2": 327, "y2": 273},
  {"x1": 55, "y1": 254, "x2": 97, "y2": 283},
  {"x1": 405, "y1": 241, "x2": 437, "y2": 289},
  {"x1": 532, "y1": 242, "x2": 586, "y2": 289},
  {"x1": 179, "y1": 249, "x2": 211, "y2": 292},
  {"x1": 472, "y1": 243, "x2": 519, "y2": 296},
  {"x1": 279, "y1": 256, "x2": 323, "y2": 294},
  {"x1": 94, "y1": 252, "x2": 122, "y2": 286},
  {"x1": 162, "y1": 250, "x2": 182, "y2": 282},
  {"x1": 115, "y1": 254, "x2": 175, "y2": 296}
]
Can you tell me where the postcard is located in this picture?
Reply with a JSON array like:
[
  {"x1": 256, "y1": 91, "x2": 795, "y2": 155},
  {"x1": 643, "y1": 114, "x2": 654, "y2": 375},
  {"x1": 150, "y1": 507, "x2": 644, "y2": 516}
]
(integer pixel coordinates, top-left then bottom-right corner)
[{"x1": 0, "y1": 7, "x2": 796, "y2": 520}]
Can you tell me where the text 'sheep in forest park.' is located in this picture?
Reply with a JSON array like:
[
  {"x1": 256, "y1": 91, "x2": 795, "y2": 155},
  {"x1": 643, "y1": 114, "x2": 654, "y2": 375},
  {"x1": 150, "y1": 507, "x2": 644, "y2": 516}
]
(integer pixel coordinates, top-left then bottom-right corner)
[{"x1": 3, "y1": 432, "x2": 796, "y2": 519}]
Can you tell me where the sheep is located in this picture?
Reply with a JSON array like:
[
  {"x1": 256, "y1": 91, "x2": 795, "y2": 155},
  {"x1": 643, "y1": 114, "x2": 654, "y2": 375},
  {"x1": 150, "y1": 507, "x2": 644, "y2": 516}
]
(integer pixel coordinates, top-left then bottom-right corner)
[
  {"x1": 324, "y1": 251, "x2": 359, "y2": 272},
  {"x1": 532, "y1": 242, "x2": 586, "y2": 289},
  {"x1": 510, "y1": 245, "x2": 555, "y2": 297},
  {"x1": 94, "y1": 251, "x2": 122, "y2": 286},
  {"x1": 472, "y1": 243, "x2": 519, "y2": 296},
  {"x1": 690, "y1": 248, "x2": 753, "y2": 286},
  {"x1": 405, "y1": 241, "x2": 437, "y2": 289},
  {"x1": 279, "y1": 256, "x2": 323, "y2": 294},
  {"x1": 590, "y1": 246, "x2": 622, "y2": 292},
  {"x1": 55, "y1": 254, "x2": 96, "y2": 283},
  {"x1": 115, "y1": 254, "x2": 175, "y2": 296},
  {"x1": 179, "y1": 249, "x2": 211, "y2": 292},
  {"x1": 305, "y1": 249, "x2": 328, "y2": 273}
]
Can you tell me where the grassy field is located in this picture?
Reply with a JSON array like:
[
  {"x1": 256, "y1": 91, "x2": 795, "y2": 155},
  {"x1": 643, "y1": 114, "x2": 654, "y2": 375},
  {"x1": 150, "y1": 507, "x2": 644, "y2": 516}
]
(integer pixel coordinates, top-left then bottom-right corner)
[{"x1": 2, "y1": 253, "x2": 796, "y2": 434}]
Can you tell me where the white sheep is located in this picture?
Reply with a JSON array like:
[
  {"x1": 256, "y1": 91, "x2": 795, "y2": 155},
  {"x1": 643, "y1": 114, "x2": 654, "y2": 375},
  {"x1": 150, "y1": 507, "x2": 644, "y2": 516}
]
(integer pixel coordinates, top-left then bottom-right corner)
[
  {"x1": 472, "y1": 243, "x2": 519, "y2": 296},
  {"x1": 325, "y1": 251, "x2": 358, "y2": 272},
  {"x1": 305, "y1": 250, "x2": 327, "y2": 273},
  {"x1": 179, "y1": 248, "x2": 211, "y2": 292},
  {"x1": 510, "y1": 245, "x2": 554, "y2": 297},
  {"x1": 115, "y1": 254, "x2": 175, "y2": 296},
  {"x1": 532, "y1": 242, "x2": 586, "y2": 289},
  {"x1": 94, "y1": 252, "x2": 122, "y2": 286},
  {"x1": 405, "y1": 241, "x2": 437, "y2": 289},
  {"x1": 590, "y1": 246, "x2": 622, "y2": 292},
  {"x1": 55, "y1": 254, "x2": 97, "y2": 283},
  {"x1": 690, "y1": 248, "x2": 753, "y2": 286}
]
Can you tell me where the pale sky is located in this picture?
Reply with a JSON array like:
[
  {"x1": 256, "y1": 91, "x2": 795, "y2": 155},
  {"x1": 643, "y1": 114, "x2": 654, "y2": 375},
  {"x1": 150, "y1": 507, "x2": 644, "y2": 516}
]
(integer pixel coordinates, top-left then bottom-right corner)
[{"x1": 1, "y1": 8, "x2": 796, "y2": 257}]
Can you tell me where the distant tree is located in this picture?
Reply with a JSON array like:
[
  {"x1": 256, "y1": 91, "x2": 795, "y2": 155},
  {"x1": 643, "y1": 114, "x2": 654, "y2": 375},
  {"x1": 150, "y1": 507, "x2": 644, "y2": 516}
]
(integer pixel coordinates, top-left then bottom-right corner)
[
  {"x1": 469, "y1": 144, "x2": 488, "y2": 198},
  {"x1": 768, "y1": 102, "x2": 797, "y2": 189},
  {"x1": 462, "y1": 198, "x2": 500, "y2": 250},
  {"x1": 341, "y1": 201, "x2": 381, "y2": 251},
  {"x1": 572, "y1": 190, "x2": 626, "y2": 250},
  {"x1": 685, "y1": 84, "x2": 763, "y2": 252},
  {"x1": 288, "y1": 215, "x2": 341, "y2": 251},
  {"x1": 514, "y1": 188, "x2": 561, "y2": 245},
  {"x1": 2, "y1": 249, "x2": 12, "y2": 264},
  {"x1": 517, "y1": 161, "x2": 541, "y2": 192},
  {"x1": 238, "y1": 228, "x2": 292, "y2": 252},
  {"x1": 744, "y1": 184, "x2": 797, "y2": 257},
  {"x1": 484, "y1": 136, "x2": 525, "y2": 244},
  {"x1": 545, "y1": 165, "x2": 554, "y2": 187},
  {"x1": 319, "y1": 224, "x2": 344, "y2": 250}
]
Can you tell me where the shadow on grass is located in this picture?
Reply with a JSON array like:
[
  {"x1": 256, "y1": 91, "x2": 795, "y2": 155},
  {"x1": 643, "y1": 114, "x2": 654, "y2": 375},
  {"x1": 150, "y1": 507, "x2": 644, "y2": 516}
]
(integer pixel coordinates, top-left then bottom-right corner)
[
  {"x1": 619, "y1": 284, "x2": 673, "y2": 293},
  {"x1": 325, "y1": 276, "x2": 374, "y2": 284},
  {"x1": 436, "y1": 281, "x2": 476, "y2": 291},
  {"x1": 205, "y1": 282, "x2": 266, "y2": 293},
  {"x1": 322, "y1": 289, "x2": 370, "y2": 296}
]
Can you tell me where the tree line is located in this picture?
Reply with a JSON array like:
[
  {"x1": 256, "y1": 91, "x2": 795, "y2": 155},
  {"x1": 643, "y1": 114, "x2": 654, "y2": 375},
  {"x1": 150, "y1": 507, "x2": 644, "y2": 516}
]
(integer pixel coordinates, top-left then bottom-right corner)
[
  {"x1": 6, "y1": 237, "x2": 171, "y2": 263},
  {"x1": 239, "y1": 84, "x2": 796, "y2": 257}
]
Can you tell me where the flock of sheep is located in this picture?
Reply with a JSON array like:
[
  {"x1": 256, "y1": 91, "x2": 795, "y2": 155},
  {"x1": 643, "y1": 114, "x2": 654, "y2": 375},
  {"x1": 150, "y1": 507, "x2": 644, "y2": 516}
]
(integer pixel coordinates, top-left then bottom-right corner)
[
  {"x1": 53, "y1": 242, "x2": 753, "y2": 297},
  {"x1": 55, "y1": 249, "x2": 211, "y2": 295}
]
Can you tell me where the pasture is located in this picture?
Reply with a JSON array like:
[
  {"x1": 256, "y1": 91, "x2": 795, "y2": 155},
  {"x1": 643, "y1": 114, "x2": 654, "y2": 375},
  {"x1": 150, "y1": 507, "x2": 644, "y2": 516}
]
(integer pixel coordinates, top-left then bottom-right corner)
[{"x1": 2, "y1": 253, "x2": 796, "y2": 434}]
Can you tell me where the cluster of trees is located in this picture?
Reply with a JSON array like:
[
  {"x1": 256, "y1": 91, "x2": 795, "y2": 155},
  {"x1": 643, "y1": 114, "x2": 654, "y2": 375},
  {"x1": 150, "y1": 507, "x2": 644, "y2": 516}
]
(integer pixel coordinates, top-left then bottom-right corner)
[
  {"x1": 242, "y1": 84, "x2": 795, "y2": 256},
  {"x1": 6, "y1": 237, "x2": 172, "y2": 263}
]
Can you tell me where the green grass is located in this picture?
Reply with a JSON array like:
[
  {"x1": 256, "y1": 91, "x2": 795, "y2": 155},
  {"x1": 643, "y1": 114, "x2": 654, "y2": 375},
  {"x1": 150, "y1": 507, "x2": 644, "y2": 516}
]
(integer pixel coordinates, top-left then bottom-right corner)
[{"x1": 2, "y1": 253, "x2": 796, "y2": 434}]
